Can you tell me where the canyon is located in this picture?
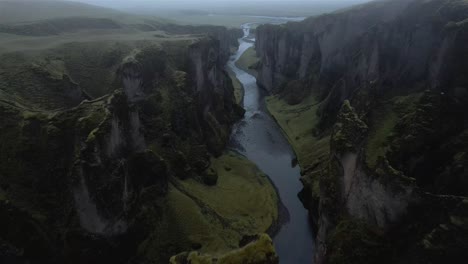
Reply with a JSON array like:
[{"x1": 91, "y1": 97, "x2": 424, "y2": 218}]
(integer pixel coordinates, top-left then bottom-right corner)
[{"x1": 1, "y1": 0, "x2": 468, "y2": 263}]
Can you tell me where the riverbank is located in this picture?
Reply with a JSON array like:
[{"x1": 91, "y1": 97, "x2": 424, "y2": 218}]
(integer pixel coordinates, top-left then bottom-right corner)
[
  {"x1": 235, "y1": 46, "x2": 259, "y2": 77},
  {"x1": 227, "y1": 22, "x2": 315, "y2": 263},
  {"x1": 146, "y1": 151, "x2": 279, "y2": 261},
  {"x1": 265, "y1": 94, "x2": 330, "y2": 217},
  {"x1": 227, "y1": 69, "x2": 244, "y2": 105}
]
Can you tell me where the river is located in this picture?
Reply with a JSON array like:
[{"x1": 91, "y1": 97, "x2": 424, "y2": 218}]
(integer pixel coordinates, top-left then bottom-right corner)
[{"x1": 227, "y1": 22, "x2": 315, "y2": 264}]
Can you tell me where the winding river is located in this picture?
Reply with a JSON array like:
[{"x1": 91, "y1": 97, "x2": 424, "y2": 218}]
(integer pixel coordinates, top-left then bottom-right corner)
[{"x1": 227, "y1": 22, "x2": 315, "y2": 264}]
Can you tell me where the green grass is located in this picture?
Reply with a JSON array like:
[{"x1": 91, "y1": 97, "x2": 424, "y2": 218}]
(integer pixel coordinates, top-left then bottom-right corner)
[
  {"x1": 266, "y1": 94, "x2": 330, "y2": 202},
  {"x1": 227, "y1": 69, "x2": 243, "y2": 104},
  {"x1": 266, "y1": 94, "x2": 329, "y2": 172},
  {"x1": 364, "y1": 93, "x2": 422, "y2": 168},
  {"x1": 152, "y1": 13, "x2": 283, "y2": 29},
  {"x1": 0, "y1": 0, "x2": 170, "y2": 25},
  {"x1": 170, "y1": 233, "x2": 277, "y2": 264},
  {"x1": 142, "y1": 151, "x2": 278, "y2": 260},
  {"x1": 235, "y1": 47, "x2": 259, "y2": 77},
  {"x1": 365, "y1": 108, "x2": 398, "y2": 168}
]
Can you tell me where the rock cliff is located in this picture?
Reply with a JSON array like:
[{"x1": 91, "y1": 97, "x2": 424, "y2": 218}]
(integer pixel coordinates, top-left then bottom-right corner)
[
  {"x1": 257, "y1": 0, "x2": 468, "y2": 263},
  {"x1": 257, "y1": 0, "x2": 468, "y2": 125},
  {"x1": 0, "y1": 26, "x2": 246, "y2": 263}
]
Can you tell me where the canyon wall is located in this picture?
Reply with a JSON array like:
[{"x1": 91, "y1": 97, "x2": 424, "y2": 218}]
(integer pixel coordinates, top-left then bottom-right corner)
[
  {"x1": 0, "y1": 27, "x2": 244, "y2": 263},
  {"x1": 257, "y1": 0, "x2": 468, "y2": 263}
]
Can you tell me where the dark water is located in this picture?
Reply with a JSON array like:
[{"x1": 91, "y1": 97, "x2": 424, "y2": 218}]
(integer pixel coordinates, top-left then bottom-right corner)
[{"x1": 227, "y1": 23, "x2": 315, "y2": 264}]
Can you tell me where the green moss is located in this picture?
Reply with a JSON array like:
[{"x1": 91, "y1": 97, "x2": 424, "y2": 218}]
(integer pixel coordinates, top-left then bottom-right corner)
[
  {"x1": 178, "y1": 152, "x2": 278, "y2": 239},
  {"x1": 227, "y1": 69, "x2": 243, "y2": 104},
  {"x1": 266, "y1": 94, "x2": 330, "y2": 205},
  {"x1": 140, "y1": 152, "x2": 278, "y2": 262},
  {"x1": 170, "y1": 234, "x2": 278, "y2": 264},
  {"x1": 266, "y1": 94, "x2": 328, "y2": 171},
  {"x1": 202, "y1": 168, "x2": 219, "y2": 186},
  {"x1": 78, "y1": 108, "x2": 107, "y2": 132},
  {"x1": 331, "y1": 100, "x2": 368, "y2": 154},
  {"x1": 61, "y1": 41, "x2": 131, "y2": 97},
  {"x1": 235, "y1": 47, "x2": 259, "y2": 77},
  {"x1": 328, "y1": 219, "x2": 389, "y2": 264},
  {"x1": 218, "y1": 234, "x2": 278, "y2": 264},
  {"x1": 0, "y1": 189, "x2": 7, "y2": 201},
  {"x1": 365, "y1": 107, "x2": 398, "y2": 168}
]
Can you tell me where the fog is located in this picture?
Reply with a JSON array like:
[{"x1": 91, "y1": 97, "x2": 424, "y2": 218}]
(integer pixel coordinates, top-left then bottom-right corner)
[{"x1": 64, "y1": 0, "x2": 372, "y2": 16}]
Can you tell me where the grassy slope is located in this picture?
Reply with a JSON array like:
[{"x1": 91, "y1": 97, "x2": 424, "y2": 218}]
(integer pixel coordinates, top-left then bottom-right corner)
[
  {"x1": 141, "y1": 152, "x2": 278, "y2": 259},
  {"x1": 170, "y1": 233, "x2": 277, "y2": 264},
  {"x1": 0, "y1": 0, "x2": 170, "y2": 25},
  {"x1": 235, "y1": 47, "x2": 259, "y2": 77},
  {"x1": 227, "y1": 69, "x2": 243, "y2": 104},
  {"x1": 364, "y1": 93, "x2": 422, "y2": 168},
  {"x1": 365, "y1": 106, "x2": 398, "y2": 168},
  {"x1": 0, "y1": 0, "x2": 120, "y2": 24},
  {"x1": 266, "y1": 95, "x2": 329, "y2": 170},
  {"x1": 266, "y1": 95, "x2": 330, "y2": 198}
]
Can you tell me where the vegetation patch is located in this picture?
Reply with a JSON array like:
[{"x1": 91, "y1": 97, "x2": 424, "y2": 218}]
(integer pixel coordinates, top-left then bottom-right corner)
[
  {"x1": 235, "y1": 47, "x2": 259, "y2": 77},
  {"x1": 139, "y1": 152, "x2": 278, "y2": 262},
  {"x1": 227, "y1": 69, "x2": 244, "y2": 104},
  {"x1": 365, "y1": 106, "x2": 398, "y2": 168},
  {"x1": 170, "y1": 233, "x2": 278, "y2": 264},
  {"x1": 266, "y1": 94, "x2": 329, "y2": 172},
  {"x1": 178, "y1": 152, "x2": 278, "y2": 243},
  {"x1": 266, "y1": 93, "x2": 331, "y2": 215},
  {"x1": 327, "y1": 219, "x2": 389, "y2": 264}
]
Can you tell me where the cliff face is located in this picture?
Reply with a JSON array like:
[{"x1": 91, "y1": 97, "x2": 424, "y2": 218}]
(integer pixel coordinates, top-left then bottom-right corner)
[
  {"x1": 257, "y1": 0, "x2": 468, "y2": 263},
  {"x1": 0, "y1": 28, "x2": 243, "y2": 262},
  {"x1": 257, "y1": 0, "x2": 468, "y2": 124}
]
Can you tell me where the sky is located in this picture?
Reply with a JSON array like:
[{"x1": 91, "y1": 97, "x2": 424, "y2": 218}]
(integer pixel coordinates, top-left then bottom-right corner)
[{"x1": 65, "y1": 0, "x2": 371, "y2": 11}]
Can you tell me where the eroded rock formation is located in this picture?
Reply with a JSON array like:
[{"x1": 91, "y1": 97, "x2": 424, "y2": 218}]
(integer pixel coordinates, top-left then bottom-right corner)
[
  {"x1": 256, "y1": 0, "x2": 468, "y2": 263},
  {"x1": 0, "y1": 26, "x2": 244, "y2": 263}
]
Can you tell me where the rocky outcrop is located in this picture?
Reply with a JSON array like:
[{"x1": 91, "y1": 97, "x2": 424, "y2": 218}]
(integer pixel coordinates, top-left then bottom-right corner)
[
  {"x1": 0, "y1": 26, "x2": 243, "y2": 262},
  {"x1": 170, "y1": 234, "x2": 279, "y2": 264},
  {"x1": 257, "y1": 0, "x2": 468, "y2": 263},
  {"x1": 189, "y1": 37, "x2": 244, "y2": 155},
  {"x1": 316, "y1": 101, "x2": 419, "y2": 263}
]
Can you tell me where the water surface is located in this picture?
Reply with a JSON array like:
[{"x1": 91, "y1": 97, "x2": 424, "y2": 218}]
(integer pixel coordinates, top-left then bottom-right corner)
[{"x1": 227, "y1": 22, "x2": 315, "y2": 264}]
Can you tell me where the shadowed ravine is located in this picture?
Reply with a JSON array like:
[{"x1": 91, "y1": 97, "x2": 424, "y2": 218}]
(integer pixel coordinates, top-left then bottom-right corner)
[{"x1": 227, "y1": 22, "x2": 315, "y2": 264}]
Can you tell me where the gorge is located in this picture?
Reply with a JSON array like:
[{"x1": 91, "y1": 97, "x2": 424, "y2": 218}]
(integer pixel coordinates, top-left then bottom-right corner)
[
  {"x1": 1, "y1": 0, "x2": 468, "y2": 263},
  {"x1": 227, "y1": 22, "x2": 314, "y2": 264}
]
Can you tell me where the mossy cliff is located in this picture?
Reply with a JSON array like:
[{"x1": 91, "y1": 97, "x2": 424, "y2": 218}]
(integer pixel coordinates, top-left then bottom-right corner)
[
  {"x1": 170, "y1": 234, "x2": 278, "y2": 264},
  {"x1": 258, "y1": 0, "x2": 468, "y2": 263},
  {"x1": 0, "y1": 25, "x2": 278, "y2": 263}
]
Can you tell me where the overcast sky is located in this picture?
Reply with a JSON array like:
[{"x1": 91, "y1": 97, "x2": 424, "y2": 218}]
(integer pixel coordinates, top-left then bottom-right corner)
[{"x1": 66, "y1": 0, "x2": 370, "y2": 10}]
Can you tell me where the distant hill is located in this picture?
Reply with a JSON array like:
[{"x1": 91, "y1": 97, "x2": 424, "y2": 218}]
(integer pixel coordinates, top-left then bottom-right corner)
[
  {"x1": 0, "y1": 0, "x2": 127, "y2": 24},
  {"x1": 0, "y1": 0, "x2": 173, "y2": 26}
]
